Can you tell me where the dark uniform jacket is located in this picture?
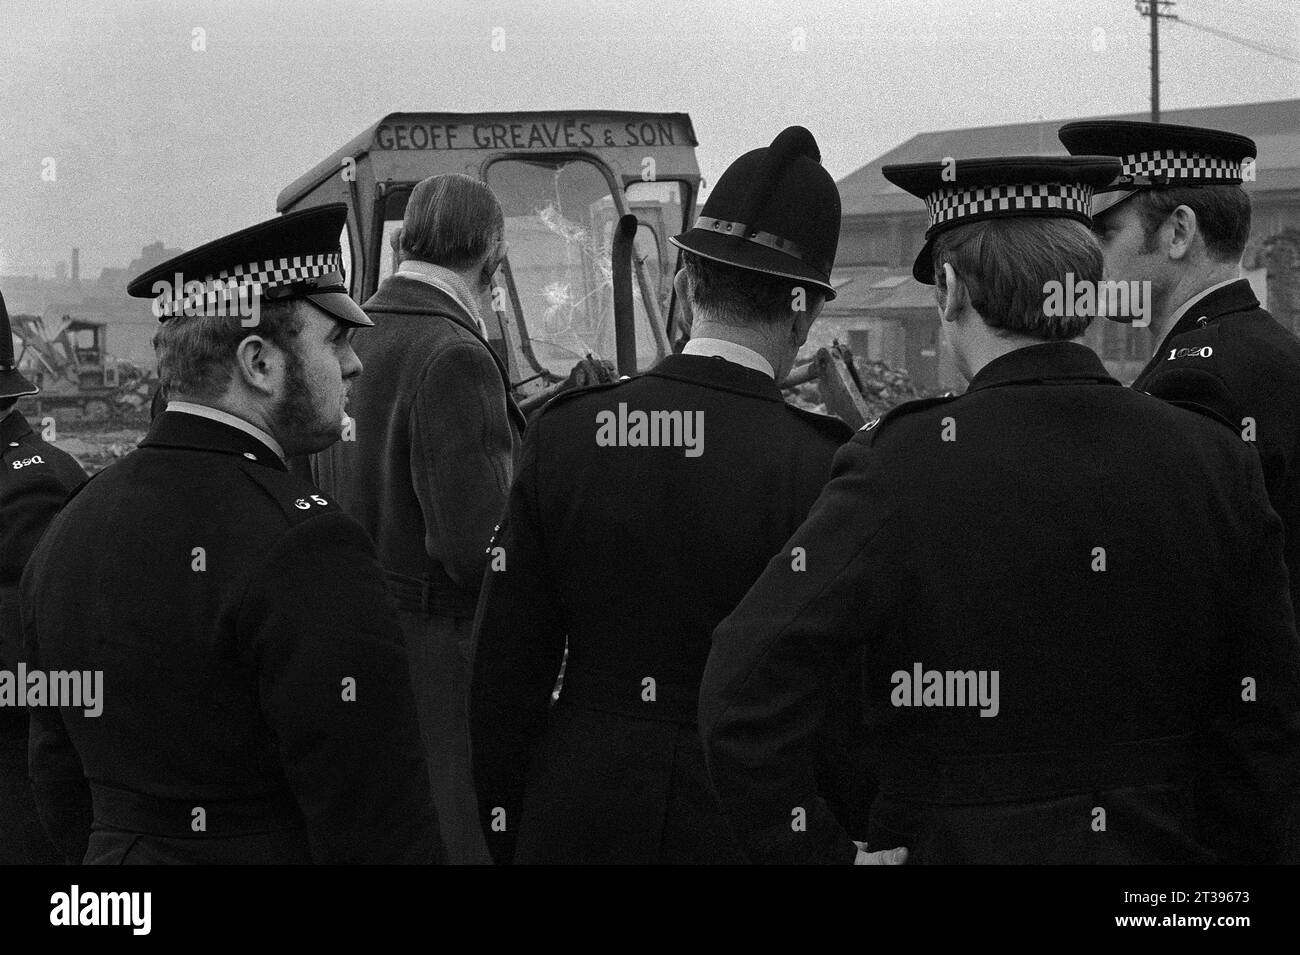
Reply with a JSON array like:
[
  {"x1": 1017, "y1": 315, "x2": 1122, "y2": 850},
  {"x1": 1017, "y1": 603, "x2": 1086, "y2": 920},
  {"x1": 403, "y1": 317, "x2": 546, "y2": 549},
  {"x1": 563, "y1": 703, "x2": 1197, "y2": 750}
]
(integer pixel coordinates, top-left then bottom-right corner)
[
  {"x1": 0, "y1": 410, "x2": 85, "y2": 864},
  {"x1": 21, "y1": 410, "x2": 441, "y2": 864},
  {"x1": 1133, "y1": 278, "x2": 1300, "y2": 611},
  {"x1": 0, "y1": 411, "x2": 86, "y2": 676},
  {"x1": 314, "y1": 276, "x2": 526, "y2": 617},
  {"x1": 700, "y1": 341, "x2": 1300, "y2": 865},
  {"x1": 470, "y1": 353, "x2": 854, "y2": 864}
]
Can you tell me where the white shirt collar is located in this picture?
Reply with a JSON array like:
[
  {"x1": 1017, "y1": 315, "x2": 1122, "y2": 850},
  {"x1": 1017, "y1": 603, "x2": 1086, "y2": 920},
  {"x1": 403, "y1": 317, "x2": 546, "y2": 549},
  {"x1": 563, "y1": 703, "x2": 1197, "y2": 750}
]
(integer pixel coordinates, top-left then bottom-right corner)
[
  {"x1": 681, "y1": 338, "x2": 776, "y2": 379},
  {"x1": 394, "y1": 260, "x2": 489, "y2": 338},
  {"x1": 1167, "y1": 276, "x2": 1242, "y2": 330},
  {"x1": 166, "y1": 401, "x2": 286, "y2": 462}
]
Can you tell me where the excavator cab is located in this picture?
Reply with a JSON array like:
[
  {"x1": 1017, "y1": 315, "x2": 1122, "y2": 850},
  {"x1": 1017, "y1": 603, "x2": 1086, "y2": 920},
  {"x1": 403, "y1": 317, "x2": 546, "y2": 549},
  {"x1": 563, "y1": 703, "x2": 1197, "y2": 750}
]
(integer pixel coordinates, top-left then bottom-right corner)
[
  {"x1": 276, "y1": 111, "x2": 701, "y2": 409},
  {"x1": 64, "y1": 321, "x2": 118, "y2": 388}
]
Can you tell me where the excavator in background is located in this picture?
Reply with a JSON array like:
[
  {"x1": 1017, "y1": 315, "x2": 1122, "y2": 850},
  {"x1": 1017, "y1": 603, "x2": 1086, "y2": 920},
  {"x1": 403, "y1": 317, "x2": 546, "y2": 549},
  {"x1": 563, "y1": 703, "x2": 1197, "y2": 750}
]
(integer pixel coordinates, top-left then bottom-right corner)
[{"x1": 10, "y1": 312, "x2": 155, "y2": 423}]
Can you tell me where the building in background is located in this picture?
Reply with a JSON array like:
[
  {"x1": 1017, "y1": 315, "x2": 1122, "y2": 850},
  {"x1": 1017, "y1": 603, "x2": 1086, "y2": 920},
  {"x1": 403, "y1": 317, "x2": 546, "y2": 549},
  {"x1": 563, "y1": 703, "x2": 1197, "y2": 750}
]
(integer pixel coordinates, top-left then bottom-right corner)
[
  {"x1": 2, "y1": 241, "x2": 182, "y2": 371},
  {"x1": 8, "y1": 101, "x2": 1299, "y2": 397},
  {"x1": 821, "y1": 98, "x2": 1300, "y2": 391}
]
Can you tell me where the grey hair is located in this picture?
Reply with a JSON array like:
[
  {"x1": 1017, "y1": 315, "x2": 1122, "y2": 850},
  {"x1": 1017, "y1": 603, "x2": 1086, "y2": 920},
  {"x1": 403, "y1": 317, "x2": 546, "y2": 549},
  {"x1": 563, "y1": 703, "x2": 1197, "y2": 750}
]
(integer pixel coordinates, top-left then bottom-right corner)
[{"x1": 400, "y1": 174, "x2": 504, "y2": 271}]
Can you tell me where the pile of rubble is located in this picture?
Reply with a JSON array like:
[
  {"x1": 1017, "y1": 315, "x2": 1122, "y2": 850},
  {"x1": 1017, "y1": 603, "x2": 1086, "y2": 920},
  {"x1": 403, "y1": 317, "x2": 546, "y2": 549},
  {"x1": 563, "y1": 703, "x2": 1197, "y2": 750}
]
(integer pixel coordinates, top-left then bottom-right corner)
[
  {"x1": 851, "y1": 358, "x2": 935, "y2": 418},
  {"x1": 788, "y1": 353, "x2": 936, "y2": 422}
]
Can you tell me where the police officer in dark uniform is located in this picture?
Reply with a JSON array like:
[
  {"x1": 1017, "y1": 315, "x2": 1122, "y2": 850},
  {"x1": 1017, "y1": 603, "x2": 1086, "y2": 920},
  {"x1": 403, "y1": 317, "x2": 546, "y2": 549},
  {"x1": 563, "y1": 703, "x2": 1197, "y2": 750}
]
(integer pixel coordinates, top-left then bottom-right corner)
[
  {"x1": 1060, "y1": 121, "x2": 1300, "y2": 612},
  {"x1": 0, "y1": 289, "x2": 86, "y2": 864},
  {"x1": 470, "y1": 127, "x2": 892, "y2": 864},
  {"x1": 699, "y1": 156, "x2": 1300, "y2": 864},
  {"x1": 22, "y1": 205, "x2": 442, "y2": 863}
]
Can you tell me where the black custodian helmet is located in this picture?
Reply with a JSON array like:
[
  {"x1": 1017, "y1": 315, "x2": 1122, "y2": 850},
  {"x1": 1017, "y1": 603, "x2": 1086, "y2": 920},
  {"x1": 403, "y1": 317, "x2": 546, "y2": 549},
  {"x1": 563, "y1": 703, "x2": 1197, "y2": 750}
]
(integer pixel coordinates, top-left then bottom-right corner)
[
  {"x1": 670, "y1": 126, "x2": 841, "y2": 299},
  {"x1": 0, "y1": 289, "x2": 39, "y2": 400}
]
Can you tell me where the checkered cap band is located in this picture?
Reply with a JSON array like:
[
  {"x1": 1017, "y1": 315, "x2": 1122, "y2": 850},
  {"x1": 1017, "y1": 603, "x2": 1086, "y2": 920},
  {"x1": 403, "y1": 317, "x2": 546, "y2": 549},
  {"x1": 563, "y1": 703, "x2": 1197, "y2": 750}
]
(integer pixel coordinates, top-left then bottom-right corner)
[
  {"x1": 1120, "y1": 149, "x2": 1243, "y2": 183},
  {"x1": 155, "y1": 252, "x2": 341, "y2": 318},
  {"x1": 925, "y1": 182, "x2": 1094, "y2": 230}
]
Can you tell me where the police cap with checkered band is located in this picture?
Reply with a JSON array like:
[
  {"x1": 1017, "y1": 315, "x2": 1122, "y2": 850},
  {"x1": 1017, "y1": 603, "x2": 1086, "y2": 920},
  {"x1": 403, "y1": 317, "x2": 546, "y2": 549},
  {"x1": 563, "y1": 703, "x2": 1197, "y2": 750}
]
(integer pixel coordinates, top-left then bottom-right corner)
[
  {"x1": 882, "y1": 155, "x2": 1122, "y2": 284},
  {"x1": 1058, "y1": 120, "x2": 1257, "y2": 219},
  {"x1": 127, "y1": 203, "x2": 372, "y2": 327},
  {"x1": 670, "y1": 126, "x2": 841, "y2": 299}
]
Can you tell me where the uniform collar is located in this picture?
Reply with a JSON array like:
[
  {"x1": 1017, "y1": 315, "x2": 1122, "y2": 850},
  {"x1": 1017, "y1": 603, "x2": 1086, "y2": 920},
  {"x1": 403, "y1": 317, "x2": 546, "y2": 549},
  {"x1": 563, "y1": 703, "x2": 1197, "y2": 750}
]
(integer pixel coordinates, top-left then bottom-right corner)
[
  {"x1": 0, "y1": 408, "x2": 33, "y2": 447},
  {"x1": 966, "y1": 340, "x2": 1118, "y2": 393},
  {"x1": 681, "y1": 338, "x2": 776, "y2": 379},
  {"x1": 646, "y1": 352, "x2": 787, "y2": 402},
  {"x1": 1162, "y1": 277, "x2": 1259, "y2": 340},
  {"x1": 142, "y1": 408, "x2": 287, "y2": 471},
  {"x1": 166, "y1": 401, "x2": 286, "y2": 461},
  {"x1": 1137, "y1": 278, "x2": 1261, "y2": 386}
]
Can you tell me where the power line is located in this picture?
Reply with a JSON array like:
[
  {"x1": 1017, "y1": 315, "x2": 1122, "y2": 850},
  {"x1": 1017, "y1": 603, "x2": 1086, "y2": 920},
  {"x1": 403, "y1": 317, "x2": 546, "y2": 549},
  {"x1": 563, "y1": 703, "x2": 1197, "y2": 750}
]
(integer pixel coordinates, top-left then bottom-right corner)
[
  {"x1": 1176, "y1": 16, "x2": 1300, "y2": 64},
  {"x1": 1178, "y1": 0, "x2": 1299, "y2": 35}
]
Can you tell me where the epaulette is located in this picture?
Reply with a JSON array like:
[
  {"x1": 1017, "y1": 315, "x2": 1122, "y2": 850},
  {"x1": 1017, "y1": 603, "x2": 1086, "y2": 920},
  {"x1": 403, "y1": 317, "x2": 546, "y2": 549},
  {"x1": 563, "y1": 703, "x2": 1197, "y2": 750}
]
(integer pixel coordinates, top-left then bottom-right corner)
[
  {"x1": 237, "y1": 460, "x2": 345, "y2": 524},
  {"x1": 536, "y1": 376, "x2": 634, "y2": 418},
  {"x1": 1, "y1": 440, "x2": 52, "y2": 472},
  {"x1": 784, "y1": 402, "x2": 854, "y2": 442},
  {"x1": 1151, "y1": 319, "x2": 1223, "y2": 368},
  {"x1": 1139, "y1": 321, "x2": 1237, "y2": 433},
  {"x1": 855, "y1": 392, "x2": 960, "y2": 446},
  {"x1": 2, "y1": 434, "x2": 85, "y2": 484},
  {"x1": 1, "y1": 428, "x2": 51, "y2": 466}
]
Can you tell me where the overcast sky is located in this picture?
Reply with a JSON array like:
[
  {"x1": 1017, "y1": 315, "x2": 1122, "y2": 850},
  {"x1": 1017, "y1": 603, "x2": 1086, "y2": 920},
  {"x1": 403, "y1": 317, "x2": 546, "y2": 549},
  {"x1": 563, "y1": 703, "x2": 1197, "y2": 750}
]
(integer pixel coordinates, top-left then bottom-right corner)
[{"x1": 2, "y1": 0, "x2": 1297, "y2": 277}]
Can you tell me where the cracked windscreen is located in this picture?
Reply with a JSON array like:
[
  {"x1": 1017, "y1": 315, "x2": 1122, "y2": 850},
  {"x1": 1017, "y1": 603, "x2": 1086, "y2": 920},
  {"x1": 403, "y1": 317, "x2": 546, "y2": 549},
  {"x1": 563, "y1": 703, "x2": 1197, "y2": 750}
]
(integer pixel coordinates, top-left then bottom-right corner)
[{"x1": 486, "y1": 157, "x2": 664, "y2": 379}]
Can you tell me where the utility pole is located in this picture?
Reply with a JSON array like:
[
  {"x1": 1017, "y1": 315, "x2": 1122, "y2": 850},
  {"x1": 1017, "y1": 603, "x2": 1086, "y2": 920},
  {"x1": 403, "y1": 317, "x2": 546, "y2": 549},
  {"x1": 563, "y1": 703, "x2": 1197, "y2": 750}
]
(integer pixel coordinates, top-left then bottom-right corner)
[{"x1": 1135, "y1": 1, "x2": 1178, "y2": 121}]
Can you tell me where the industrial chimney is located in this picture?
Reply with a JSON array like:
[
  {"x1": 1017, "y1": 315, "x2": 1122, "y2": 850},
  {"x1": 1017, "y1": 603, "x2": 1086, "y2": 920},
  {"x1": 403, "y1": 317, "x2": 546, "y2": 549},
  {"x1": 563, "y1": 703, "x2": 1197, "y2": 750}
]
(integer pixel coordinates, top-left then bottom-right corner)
[{"x1": 71, "y1": 247, "x2": 80, "y2": 283}]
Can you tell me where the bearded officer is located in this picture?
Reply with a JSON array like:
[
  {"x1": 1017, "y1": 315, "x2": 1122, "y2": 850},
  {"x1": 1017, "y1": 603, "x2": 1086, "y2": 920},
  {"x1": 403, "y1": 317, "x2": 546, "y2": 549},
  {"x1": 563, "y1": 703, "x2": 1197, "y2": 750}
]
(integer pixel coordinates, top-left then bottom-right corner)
[
  {"x1": 1059, "y1": 121, "x2": 1300, "y2": 612},
  {"x1": 470, "y1": 127, "x2": 898, "y2": 864},
  {"x1": 0, "y1": 289, "x2": 86, "y2": 864},
  {"x1": 699, "y1": 156, "x2": 1300, "y2": 864},
  {"x1": 21, "y1": 204, "x2": 442, "y2": 864}
]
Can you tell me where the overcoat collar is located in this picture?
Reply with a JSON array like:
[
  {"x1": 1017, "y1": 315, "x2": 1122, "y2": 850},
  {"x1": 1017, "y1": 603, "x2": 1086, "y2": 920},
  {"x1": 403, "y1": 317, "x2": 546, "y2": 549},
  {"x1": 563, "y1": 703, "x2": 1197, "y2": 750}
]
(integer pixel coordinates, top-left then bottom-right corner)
[
  {"x1": 364, "y1": 275, "x2": 512, "y2": 383},
  {"x1": 966, "y1": 340, "x2": 1119, "y2": 394},
  {"x1": 364, "y1": 275, "x2": 523, "y2": 431}
]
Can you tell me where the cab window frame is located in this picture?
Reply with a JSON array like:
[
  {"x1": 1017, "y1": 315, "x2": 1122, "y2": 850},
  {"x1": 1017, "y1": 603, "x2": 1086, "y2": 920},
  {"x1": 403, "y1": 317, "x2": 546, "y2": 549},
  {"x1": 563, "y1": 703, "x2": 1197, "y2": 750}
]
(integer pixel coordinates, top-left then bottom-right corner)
[
  {"x1": 479, "y1": 151, "x2": 670, "y2": 374},
  {"x1": 364, "y1": 157, "x2": 684, "y2": 385},
  {"x1": 625, "y1": 178, "x2": 693, "y2": 344}
]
